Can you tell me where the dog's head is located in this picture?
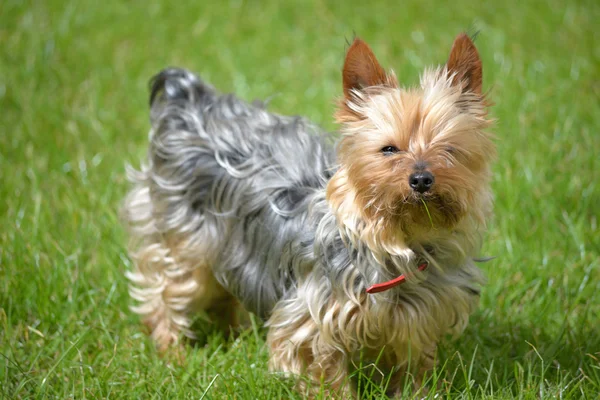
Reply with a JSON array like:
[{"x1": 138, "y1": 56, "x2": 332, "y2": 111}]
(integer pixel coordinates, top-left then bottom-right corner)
[{"x1": 327, "y1": 34, "x2": 495, "y2": 245}]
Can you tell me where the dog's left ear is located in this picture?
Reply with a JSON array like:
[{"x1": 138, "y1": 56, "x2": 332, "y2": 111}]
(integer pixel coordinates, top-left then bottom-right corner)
[
  {"x1": 342, "y1": 38, "x2": 394, "y2": 99},
  {"x1": 447, "y1": 33, "x2": 482, "y2": 94}
]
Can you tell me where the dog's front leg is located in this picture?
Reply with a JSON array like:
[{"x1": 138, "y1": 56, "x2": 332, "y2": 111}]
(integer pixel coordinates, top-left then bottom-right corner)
[
  {"x1": 266, "y1": 293, "x2": 354, "y2": 399},
  {"x1": 387, "y1": 343, "x2": 437, "y2": 398}
]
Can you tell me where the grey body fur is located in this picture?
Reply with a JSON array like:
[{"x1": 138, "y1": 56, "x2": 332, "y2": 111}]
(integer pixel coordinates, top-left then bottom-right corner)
[{"x1": 141, "y1": 68, "x2": 337, "y2": 318}]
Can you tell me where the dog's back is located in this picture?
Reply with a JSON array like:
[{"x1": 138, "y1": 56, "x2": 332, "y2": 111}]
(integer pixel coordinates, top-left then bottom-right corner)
[{"x1": 125, "y1": 68, "x2": 334, "y2": 321}]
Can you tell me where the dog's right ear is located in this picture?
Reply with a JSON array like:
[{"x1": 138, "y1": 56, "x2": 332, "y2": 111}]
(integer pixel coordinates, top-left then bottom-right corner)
[
  {"x1": 342, "y1": 38, "x2": 395, "y2": 99},
  {"x1": 447, "y1": 33, "x2": 483, "y2": 95}
]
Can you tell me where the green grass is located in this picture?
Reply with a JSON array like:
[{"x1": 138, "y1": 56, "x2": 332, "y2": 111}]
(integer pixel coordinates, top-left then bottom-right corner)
[{"x1": 1, "y1": 0, "x2": 599, "y2": 398}]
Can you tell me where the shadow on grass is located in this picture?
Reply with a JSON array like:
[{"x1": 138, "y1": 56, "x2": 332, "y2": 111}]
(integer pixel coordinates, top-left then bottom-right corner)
[
  {"x1": 179, "y1": 308, "x2": 600, "y2": 398},
  {"x1": 436, "y1": 312, "x2": 600, "y2": 397}
]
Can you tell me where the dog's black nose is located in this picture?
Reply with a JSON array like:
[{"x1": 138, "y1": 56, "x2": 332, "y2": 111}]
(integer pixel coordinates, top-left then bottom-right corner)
[{"x1": 409, "y1": 171, "x2": 434, "y2": 193}]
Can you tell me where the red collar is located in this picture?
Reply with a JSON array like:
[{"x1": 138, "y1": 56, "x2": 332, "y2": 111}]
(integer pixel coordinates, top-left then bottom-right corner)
[{"x1": 366, "y1": 262, "x2": 429, "y2": 294}]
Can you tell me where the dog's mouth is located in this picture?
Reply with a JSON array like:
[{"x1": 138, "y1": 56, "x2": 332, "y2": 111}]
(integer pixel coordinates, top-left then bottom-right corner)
[
  {"x1": 401, "y1": 192, "x2": 439, "y2": 210},
  {"x1": 397, "y1": 193, "x2": 463, "y2": 230}
]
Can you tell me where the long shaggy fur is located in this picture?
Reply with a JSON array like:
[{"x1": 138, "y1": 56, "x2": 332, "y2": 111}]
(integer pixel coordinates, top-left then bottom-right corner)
[{"x1": 123, "y1": 34, "x2": 495, "y2": 397}]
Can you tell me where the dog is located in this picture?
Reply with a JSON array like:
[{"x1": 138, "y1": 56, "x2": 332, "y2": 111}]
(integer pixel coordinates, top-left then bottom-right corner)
[{"x1": 123, "y1": 33, "x2": 495, "y2": 397}]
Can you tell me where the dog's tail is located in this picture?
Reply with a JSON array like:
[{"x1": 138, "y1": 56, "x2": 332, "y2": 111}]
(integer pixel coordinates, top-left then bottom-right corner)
[{"x1": 149, "y1": 68, "x2": 216, "y2": 121}]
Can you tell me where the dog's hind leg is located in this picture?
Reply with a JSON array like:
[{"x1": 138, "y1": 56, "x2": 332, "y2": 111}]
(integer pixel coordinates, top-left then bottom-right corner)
[
  {"x1": 127, "y1": 244, "x2": 223, "y2": 349},
  {"x1": 123, "y1": 183, "x2": 237, "y2": 350}
]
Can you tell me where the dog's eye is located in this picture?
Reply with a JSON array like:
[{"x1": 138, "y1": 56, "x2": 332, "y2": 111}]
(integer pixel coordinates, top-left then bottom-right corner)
[
  {"x1": 445, "y1": 146, "x2": 456, "y2": 154},
  {"x1": 381, "y1": 146, "x2": 401, "y2": 155}
]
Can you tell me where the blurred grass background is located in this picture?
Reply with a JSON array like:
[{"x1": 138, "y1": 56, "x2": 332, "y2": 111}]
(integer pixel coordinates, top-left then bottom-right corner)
[{"x1": 1, "y1": 0, "x2": 599, "y2": 398}]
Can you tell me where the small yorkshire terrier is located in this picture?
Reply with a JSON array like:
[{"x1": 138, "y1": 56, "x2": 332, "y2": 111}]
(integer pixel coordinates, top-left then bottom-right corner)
[{"x1": 123, "y1": 33, "x2": 494, "y2": 397}]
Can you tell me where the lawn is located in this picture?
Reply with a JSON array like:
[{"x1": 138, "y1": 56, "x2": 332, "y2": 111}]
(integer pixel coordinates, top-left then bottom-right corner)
[{"x1": 1, "y1": 0, "x2": 599, "y2": 398}]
